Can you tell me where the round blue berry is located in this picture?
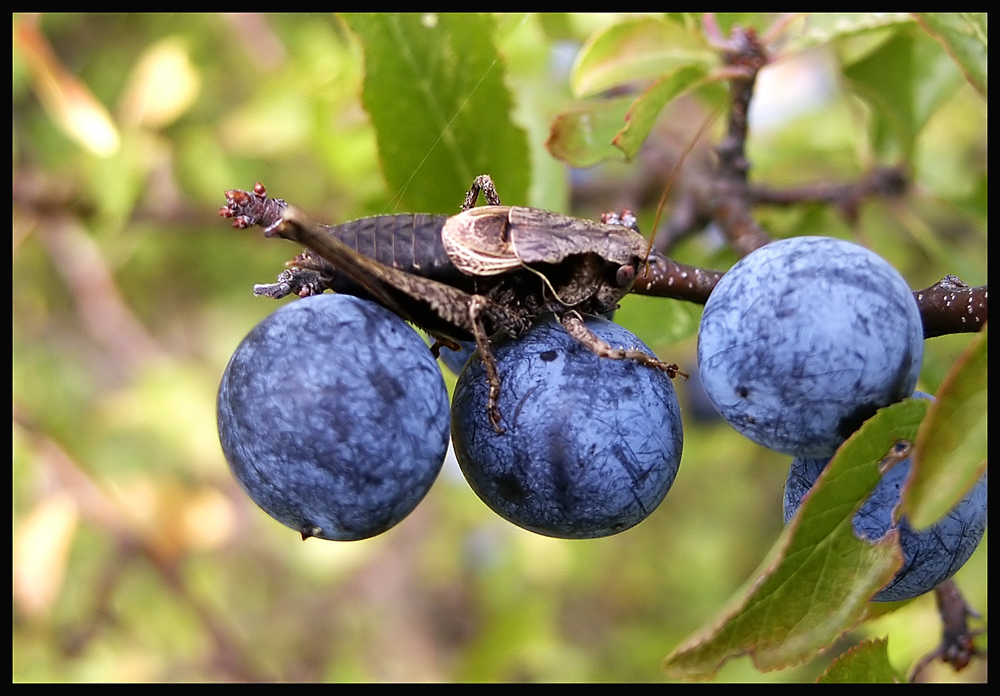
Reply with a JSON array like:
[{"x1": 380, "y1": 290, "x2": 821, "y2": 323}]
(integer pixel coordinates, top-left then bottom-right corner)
[
  {"x1": 451, "y1": 316, "x2": 683, "y2": 539},
  {"x1": 438, "y1": 310, "x2": 613, "y2": 376},
  {"x1": 698, "y1": 236, "x2": 923, "y2": 458},
  {"x1": 217, "y1": 294, "x2": 450, "y2": 541},
  {"x1": 783, "y1": 395, "x2": 987, "y2": 602}
]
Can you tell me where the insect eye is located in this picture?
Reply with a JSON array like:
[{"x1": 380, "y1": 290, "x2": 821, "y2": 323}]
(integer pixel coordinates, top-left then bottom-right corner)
[{"x1": 615, "y1": 264, "x2": 636, "y2": 287}]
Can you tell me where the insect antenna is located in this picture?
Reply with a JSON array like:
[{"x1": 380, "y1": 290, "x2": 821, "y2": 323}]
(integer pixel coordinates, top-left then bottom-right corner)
[
  {"x1": 641, "y1": 106, "x2": 723, "y2": 270},
  {"x1": 507, "y1": 233, "x2": 574, "y2": 307}
]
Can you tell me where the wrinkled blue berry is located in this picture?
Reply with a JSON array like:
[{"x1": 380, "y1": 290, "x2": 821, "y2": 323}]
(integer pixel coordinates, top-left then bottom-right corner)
[
  {"x1": 437, "y1": 311, "x2": 611, "y2": 376},
  {"x1": 783, "y1": 395, "x2": 988, "y2": 602},
  {"x1": 217, "y1": 294, "x2": 450, "y2": 541},
  {"x1": 698, "y1": 236, "x2": 923, "y2": 458},
  {"x1": 451, "y1": 316, "x2": 683, "y2": 539}
]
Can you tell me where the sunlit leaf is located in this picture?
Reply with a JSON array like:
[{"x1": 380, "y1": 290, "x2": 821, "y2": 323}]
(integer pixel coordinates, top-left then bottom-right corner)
[
  {"x1": 545, "y1": 96, "x2": 632, "y2": 167},
  {"x1": 118, "y1": 38, "x2": 202, "y2": 129},
  {"x1": 12, "y1": 492, "x2": 79, "y2": 619},
  {"x1": 14, "y1": 20, "x2": 120, "y2": 157},
  {"x1": 816, "y1": 637, "x2": 899, "y2": 683},
  {"x1": 842, "y1": 26, "x2": 964, "y2": 160},
  {"x1": 663, "y1": 400, "x2": 927, "y2": 680},
  {"x1": 905, "y1": 325, "x2": 987, "y2": 529},
  {"x1": 570, "y1": 16, "x2": 717, "y2": 98},
  {"x1": 612, "y1": 64, "x2": 715, "y2": 160},
  {"x1": 790, "y1": 13, "x2": 914, "y2": 52},
  {"x1": 914, "y1": 13, "x2": 987, "y2": 98},
  {"x1": 219, "y1": 94, "x2": 313, "y2": 156}
]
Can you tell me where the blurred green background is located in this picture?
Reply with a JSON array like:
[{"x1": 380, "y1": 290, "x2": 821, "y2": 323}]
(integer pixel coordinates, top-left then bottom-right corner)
[{"x1": 13, "y1": 13, "x2": 986, "y2": 682}]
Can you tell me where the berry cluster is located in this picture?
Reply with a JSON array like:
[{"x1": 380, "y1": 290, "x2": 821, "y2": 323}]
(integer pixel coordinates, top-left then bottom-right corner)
[
  {"x1": 697, "y1": 236, "x2": 986, "y2": 601},
  {"x1": 217, "y1": 234, "x2": 984, "y2": 602},
  {"x1": 218, "y1": 295, "x2": 681, "y2": 541}
]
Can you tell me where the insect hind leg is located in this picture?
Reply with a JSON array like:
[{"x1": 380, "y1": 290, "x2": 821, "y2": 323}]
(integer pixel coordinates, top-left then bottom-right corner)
[{"x1": 557, "y1": 312, "x2": 688, "y2": 380}]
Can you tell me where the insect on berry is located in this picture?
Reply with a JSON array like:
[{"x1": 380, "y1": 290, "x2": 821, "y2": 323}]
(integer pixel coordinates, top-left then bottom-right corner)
[{"x1": 220, "y1": 175, "x2": 686, "y2": 432}]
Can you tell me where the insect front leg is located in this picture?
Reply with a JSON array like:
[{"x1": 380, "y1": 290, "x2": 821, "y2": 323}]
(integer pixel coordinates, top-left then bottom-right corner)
[
  {"x1": 557, "y1": 312, "x2": 689, "y2": 380},
  {"x1": 252, "y1": 267, "x2": 328, "y2": 299}
]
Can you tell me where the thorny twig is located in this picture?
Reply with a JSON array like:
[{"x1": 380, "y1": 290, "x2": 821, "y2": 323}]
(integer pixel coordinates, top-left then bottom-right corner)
[
  {"x1": 909, "y1": 579, "x2": 986, "y2": 681},
  {"x1": 748, "y1": 166, "x2": 910, "y2": 225},
  {"x1": 224, "y1": 181, "x2": 988, "y2": 339},
  {"x1": 711, "y1": 25, "x2": 773, "y2": 257}
]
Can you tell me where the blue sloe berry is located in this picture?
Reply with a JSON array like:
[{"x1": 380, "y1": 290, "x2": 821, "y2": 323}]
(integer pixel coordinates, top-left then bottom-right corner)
[
  {"x1": 451, "y1": 315, "x2": 683, "y2": 539},
  {"x1": 698, "y1": 236, "x2": 923, "y2": 458},
  {"x1": 217, "y1": 294, "x2": 450, "y2": 541},
  {"x1": 783, "y1": 394, "x2": 987, "y2": 602},
  {"x1": 438, "y1": 311, "x2": 616, "y2": 375}
]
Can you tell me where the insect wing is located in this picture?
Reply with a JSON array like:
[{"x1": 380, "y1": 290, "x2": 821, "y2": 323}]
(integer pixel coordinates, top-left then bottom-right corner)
[
  {"x1": 441, "y1": 206, "x2": 521, "y2": 276},
  {"x1": 506, "y1": 207, "x2": 646, "y2": 266}
]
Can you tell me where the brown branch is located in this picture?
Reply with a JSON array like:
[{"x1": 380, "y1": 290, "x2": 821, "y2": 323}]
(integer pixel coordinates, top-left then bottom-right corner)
[
  {"x1": 648, "y1": 24, "x2": 909, "y2": 254},
  {"x1": 711, "y1": 25, "x2": 772, "y2": 256},
  {"x1": 630, "y1": 22, "x2": 987, "y2": 340},
  {"x1": 915, "y1": 275, "x2": 988, "y2": 338},
  {"x1": 222, "y1": 183, "x2": 988, "y2": 340},
  {"x1": 635, "y1": 251, "x2": 722, "y2": 305},
  {"x1": 748, "y1": 166, "x2": 910, "y2": 225},
  {"x1": 636, "y1": 258, "x2": 986, "y2": 339}
]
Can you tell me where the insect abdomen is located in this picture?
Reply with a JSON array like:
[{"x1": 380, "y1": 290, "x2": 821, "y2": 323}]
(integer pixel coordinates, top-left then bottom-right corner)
[{"x1": 327, "y1": 214, "x2": 470, "y2": 285}]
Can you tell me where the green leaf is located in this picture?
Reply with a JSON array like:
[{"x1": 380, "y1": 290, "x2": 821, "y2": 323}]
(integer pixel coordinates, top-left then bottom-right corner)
[
  {"x1": 816, "y1": 637, "x2": 899, "y2": 683},
  {"x1": 663, "y1": 399, "x2": 928, "y2": 680},
  {"x1": 570, "y1": 16, "x2": 718, "y2": 98},
  {"x1": 341, "y1": 13, "x2": 530, "y2": 213},
  {"x1": 612, "y1": 64, "x2": 716, "y2": 160},
  {"x1": 842, "y1": 25, "x2": 964, "y2": 160},
  {"x1": 616, "y1": 293, "x2": 700, "y2": 348},
  {"x1": 545, "y1": 96, "x2": 633, "y2": 167},
  {"x1": 547, "y1": 66, "x2": 724, "y2": 167},
  {"x1": 915, "y1": 13, "x2": 987, "y2": 98},
  {"x1": 904, "y1": 325, "x2": 987, "y2": 529},
  {"x1": 789, "y1": 13, "x2": 913, "y2": 53}
]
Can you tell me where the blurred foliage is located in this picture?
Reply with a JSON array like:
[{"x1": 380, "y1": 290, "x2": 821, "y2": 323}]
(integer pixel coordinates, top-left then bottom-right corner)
[{"x1": 13, "y1": 13, "x2": 986, "y2": 683}]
